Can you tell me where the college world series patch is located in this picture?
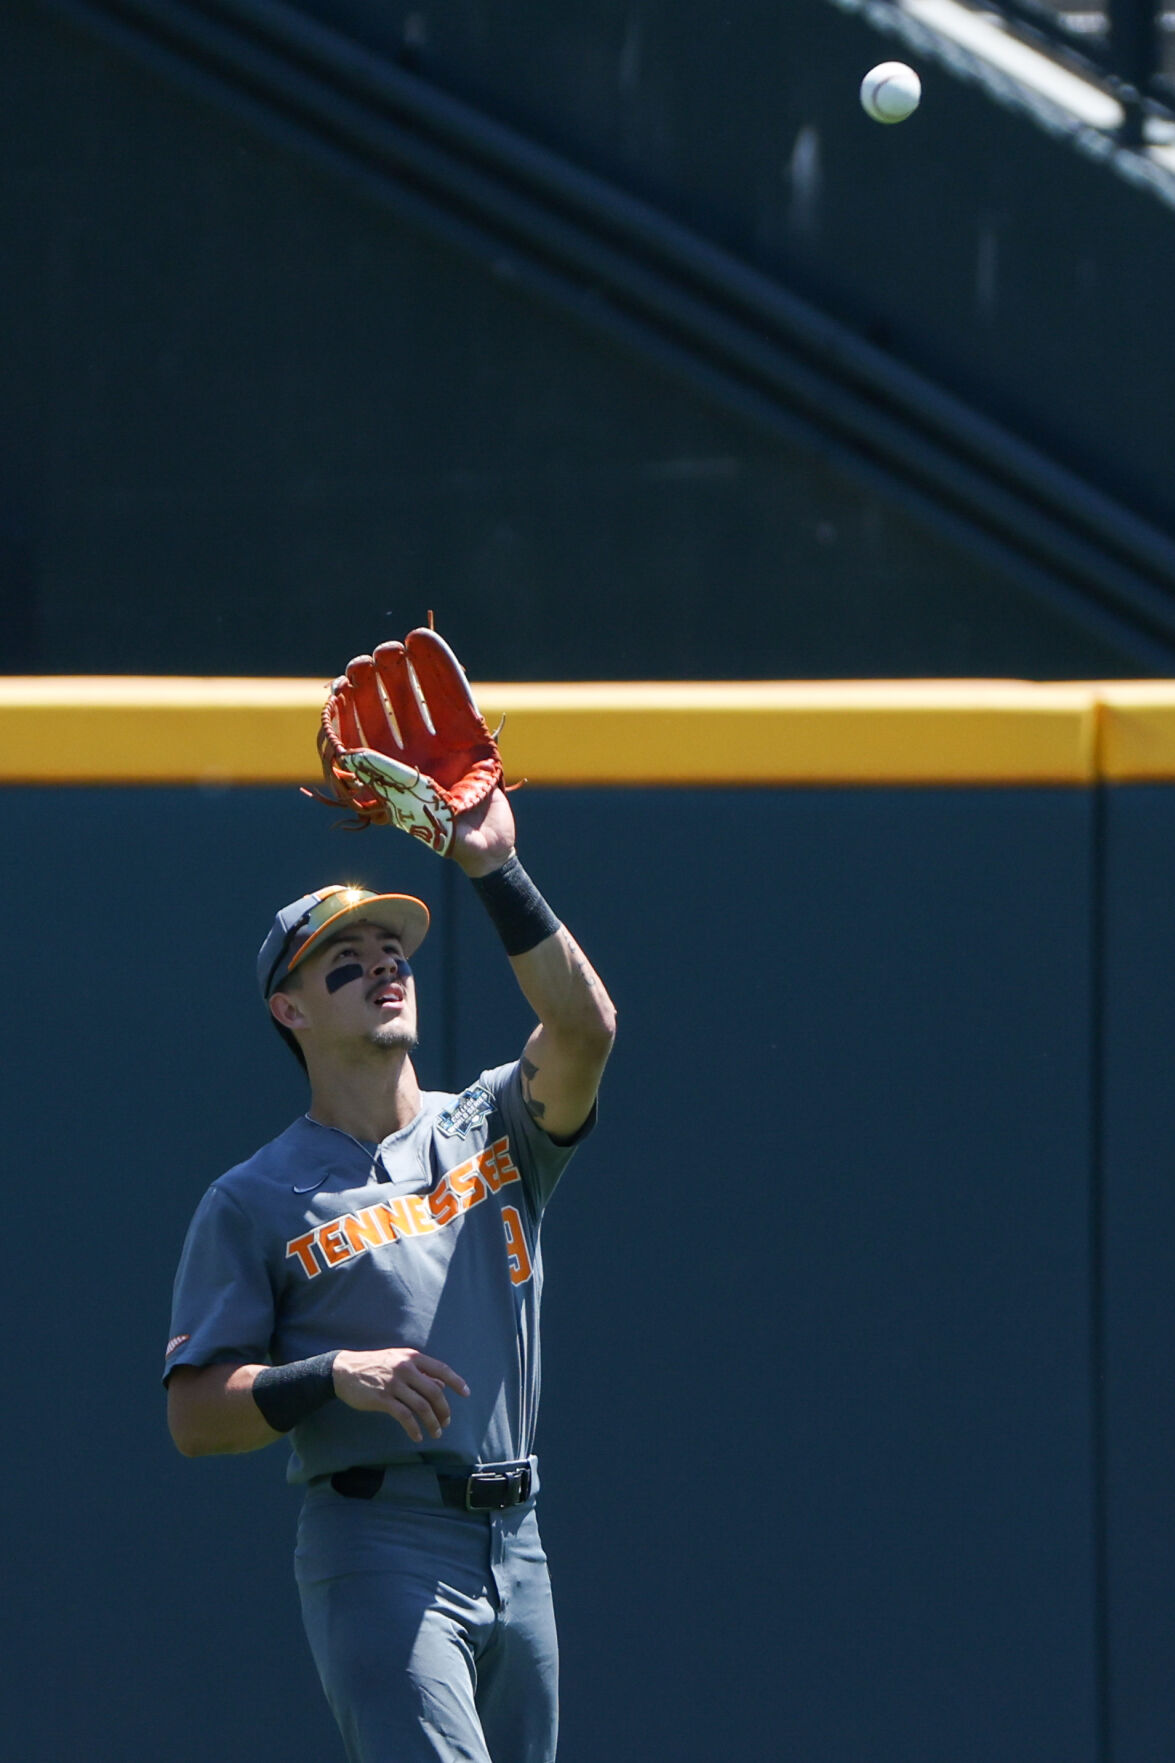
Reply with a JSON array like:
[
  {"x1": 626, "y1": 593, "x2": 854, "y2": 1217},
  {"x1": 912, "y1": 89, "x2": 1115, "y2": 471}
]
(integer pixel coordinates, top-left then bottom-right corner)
[{"x1": 436, "y1": 1083, "x2": 495, "y2": 1139}]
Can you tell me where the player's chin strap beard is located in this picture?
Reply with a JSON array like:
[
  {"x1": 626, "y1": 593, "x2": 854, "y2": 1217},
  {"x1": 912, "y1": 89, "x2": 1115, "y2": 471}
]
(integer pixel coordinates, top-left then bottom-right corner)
[{"x1": 368, "y1": 1025, "x2": 419, "y2": 1058}]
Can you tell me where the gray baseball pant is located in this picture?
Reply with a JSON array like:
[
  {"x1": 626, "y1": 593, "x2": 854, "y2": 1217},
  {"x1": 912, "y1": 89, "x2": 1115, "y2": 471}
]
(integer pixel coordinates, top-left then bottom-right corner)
[{"x1": 295, "y1": 1473, "x2": 558, "y2": 1763}]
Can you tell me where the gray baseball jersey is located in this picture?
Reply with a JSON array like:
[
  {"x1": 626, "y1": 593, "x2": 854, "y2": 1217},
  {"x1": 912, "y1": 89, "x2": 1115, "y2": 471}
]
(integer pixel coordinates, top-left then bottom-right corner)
[{"x1": 164, "y1": 1062, "x2": 589, "y2": 1482}]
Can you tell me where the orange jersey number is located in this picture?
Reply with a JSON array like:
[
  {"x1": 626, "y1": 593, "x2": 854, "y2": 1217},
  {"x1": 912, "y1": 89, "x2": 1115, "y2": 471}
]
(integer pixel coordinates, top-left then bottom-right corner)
[{"x1": 501, "y1": 1205, "x2": 533, "y2": 1287}]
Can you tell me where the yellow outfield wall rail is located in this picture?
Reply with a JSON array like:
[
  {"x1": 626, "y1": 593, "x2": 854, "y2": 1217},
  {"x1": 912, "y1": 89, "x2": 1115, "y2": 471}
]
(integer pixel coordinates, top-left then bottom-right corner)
[{"x1": 2, "y1": 676, "x2": 1175, "y2": 786}]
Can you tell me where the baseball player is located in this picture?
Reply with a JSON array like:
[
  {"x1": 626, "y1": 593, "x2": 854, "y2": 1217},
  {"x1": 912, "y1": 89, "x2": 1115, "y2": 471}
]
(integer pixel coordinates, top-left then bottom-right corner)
[{"x1": 164, "y1": 629, "x2": 615, "y2": 1763}]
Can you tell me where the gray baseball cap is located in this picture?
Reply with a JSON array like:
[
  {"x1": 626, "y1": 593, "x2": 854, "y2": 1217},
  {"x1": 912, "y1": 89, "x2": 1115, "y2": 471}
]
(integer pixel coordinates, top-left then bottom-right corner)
[{"x1": 258, "y1": 885, "x2": 430, "y2": 998}]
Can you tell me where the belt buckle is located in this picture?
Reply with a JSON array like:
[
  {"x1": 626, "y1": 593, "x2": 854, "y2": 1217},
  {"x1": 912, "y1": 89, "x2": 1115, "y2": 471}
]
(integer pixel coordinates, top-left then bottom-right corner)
[{"x1": 464, "y1": 1463, "x2": 531, "y2": 1511}]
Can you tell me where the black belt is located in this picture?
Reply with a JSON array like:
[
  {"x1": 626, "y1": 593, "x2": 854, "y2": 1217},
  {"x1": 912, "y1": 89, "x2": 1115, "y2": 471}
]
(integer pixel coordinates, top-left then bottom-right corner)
[{"x1": 330, "y1": 1460, "x2": 533, "y2": 1511}]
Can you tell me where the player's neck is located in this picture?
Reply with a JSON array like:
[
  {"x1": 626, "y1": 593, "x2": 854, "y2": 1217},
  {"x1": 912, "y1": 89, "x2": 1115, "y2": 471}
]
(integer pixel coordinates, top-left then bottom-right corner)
[{"x1": 304, "y1": 1053, "x2": 422, "y2": 1143}]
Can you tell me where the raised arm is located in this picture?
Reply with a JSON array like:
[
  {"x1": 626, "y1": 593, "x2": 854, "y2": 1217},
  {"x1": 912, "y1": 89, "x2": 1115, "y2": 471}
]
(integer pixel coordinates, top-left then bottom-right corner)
[
  {"x1": 311, "y1": 626, "x2": 616, "y2": 1138},
  {"x1": 451, "y1": 786, "x2": 616, "y2": 1140}
]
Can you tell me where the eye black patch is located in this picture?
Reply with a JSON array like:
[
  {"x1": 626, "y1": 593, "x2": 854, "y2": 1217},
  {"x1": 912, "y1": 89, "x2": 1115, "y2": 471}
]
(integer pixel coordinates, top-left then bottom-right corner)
[{"x1": 326, "y1": 963, "x2": 364, "y2": 994}]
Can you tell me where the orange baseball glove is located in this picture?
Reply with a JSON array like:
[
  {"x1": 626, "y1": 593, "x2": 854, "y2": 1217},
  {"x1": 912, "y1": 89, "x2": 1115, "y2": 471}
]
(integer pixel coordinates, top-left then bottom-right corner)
[{"x1": 311, "y1": 627, "x2": 503, "y2": 854}]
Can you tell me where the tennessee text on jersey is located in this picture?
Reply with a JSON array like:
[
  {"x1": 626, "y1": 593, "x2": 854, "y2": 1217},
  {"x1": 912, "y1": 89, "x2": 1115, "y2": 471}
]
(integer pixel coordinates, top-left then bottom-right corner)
[{"x1": 285, "y1": 1135, "x2": 530, "y2": 1282}]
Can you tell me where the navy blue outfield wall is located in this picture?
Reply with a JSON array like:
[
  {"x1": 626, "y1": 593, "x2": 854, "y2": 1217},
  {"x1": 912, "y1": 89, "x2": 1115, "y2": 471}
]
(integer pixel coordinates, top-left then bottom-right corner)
[
  {"x1": 2, "y1": 781, "x2": 1171, "y2": 1761},
  {"x1": 1100, "y1": 788, "x2": 1175, "y2": 1763}
]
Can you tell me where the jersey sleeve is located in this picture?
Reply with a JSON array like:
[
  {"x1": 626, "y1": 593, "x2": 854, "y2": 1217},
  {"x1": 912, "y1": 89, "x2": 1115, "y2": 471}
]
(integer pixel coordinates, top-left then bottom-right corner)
[
  {"x1": 163, "y1": 1181, "x2": 277, "y2": 1383},
  {"x1": 479, "y1": 1060, "x2": 596, "y2": 1213}
]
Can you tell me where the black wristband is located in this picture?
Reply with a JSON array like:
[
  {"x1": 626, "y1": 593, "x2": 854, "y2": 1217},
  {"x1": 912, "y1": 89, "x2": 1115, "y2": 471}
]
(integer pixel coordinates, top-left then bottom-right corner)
[
  {"x1": 469, "y1": 854, "x2": 561, "y2": 956},
  {"x1": 252, "y1": 1352, "x2": 339, "y2": 1434}
]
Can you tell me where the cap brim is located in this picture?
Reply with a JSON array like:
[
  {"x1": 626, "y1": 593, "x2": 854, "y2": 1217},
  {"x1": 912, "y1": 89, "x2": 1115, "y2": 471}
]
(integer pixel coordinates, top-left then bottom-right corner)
[{"x1": 285, "y1": 892, "x2": 430, "y2": 979}]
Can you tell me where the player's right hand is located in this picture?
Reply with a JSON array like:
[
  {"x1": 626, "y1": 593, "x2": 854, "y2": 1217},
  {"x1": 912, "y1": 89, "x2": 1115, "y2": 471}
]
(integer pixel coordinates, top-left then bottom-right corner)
[{"x1": 331, "y1": 1347, "x2": 470, "y2": 1443}]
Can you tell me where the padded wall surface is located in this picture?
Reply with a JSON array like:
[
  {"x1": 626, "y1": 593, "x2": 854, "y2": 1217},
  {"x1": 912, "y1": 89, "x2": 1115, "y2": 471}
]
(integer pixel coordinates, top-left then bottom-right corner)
[
  {"x1": 1101, "y1": 787, "x2": 1175, "y2": 1763},
  {"x1": 1, "y1": 783, "x2": 1100, "y2": 1762}
]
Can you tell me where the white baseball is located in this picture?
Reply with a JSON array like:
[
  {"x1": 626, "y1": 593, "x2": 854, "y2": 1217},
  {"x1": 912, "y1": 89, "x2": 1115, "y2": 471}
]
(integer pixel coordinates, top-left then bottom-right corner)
[{"x1": 860, "y1": 61, "x2": 921, "y2": 124}]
